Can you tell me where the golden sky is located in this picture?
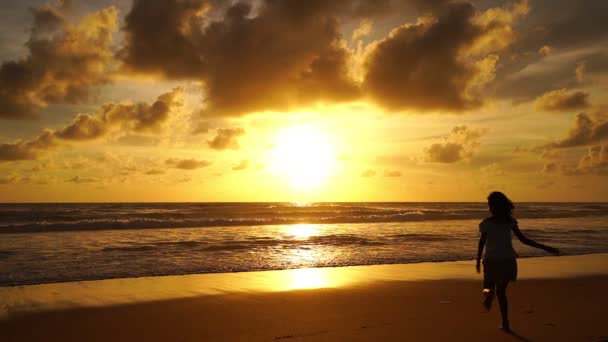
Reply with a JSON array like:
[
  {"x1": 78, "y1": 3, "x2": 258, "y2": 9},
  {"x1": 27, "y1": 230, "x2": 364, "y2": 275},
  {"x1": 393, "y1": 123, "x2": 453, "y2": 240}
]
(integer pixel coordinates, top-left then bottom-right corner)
[{"x1": 0, "y1": 0, "x2": 607, "y2": 202}]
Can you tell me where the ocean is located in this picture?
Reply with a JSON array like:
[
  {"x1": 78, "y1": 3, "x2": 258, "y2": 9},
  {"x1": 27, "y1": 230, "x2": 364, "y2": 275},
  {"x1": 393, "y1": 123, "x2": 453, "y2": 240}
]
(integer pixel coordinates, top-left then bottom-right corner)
[{"x1": 1, "y1": 202, "x2": 607, "y2": 286}]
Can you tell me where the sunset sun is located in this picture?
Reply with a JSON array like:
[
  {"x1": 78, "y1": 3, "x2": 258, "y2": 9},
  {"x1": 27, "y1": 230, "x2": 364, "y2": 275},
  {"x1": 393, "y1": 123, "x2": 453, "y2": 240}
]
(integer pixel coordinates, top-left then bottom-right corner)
[{"x1": 269, "y1": 125, "x2": 337, "y2": 191}]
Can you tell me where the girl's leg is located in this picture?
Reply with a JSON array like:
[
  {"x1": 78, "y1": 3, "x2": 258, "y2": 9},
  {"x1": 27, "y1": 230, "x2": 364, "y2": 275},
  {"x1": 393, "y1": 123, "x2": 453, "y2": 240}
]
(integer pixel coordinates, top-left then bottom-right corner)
[
  {"x1": 496, "y1": 281, "x2": 510, "y2": 331},
  {"x1": 482, "y1": 283, "x2": 495, "y2": 310}
]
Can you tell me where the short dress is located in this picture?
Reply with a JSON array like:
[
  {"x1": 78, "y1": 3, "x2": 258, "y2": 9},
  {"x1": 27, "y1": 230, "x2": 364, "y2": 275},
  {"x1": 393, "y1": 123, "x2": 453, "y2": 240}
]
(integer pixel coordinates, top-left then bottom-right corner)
[{"x1": 479, "y1": 217, "x2": 518, "y2": 285}]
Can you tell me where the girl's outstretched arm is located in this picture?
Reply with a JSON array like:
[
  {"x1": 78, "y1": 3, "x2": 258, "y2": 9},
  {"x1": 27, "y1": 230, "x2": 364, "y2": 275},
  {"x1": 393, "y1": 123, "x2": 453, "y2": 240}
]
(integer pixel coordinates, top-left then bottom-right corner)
[
  {"x1": 476, "y1": 232, "x2": 486, "y2": 273},
  {"x1": 512, "y1": 223, "x2": 560, "y2": 255}
]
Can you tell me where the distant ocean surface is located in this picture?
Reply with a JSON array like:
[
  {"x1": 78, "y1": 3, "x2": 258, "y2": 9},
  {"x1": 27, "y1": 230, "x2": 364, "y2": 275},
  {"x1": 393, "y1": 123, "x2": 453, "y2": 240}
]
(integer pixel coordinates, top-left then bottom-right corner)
[{"x1": 1, "y1": 202, "x2": 608, "y2": 286}]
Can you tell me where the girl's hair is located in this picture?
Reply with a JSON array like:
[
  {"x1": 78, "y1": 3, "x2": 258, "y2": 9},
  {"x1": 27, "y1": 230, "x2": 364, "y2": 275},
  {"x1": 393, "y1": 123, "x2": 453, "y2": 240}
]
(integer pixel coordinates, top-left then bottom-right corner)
[{"x1": 487, "y1": 191, "x2": 514, "y2": 220}]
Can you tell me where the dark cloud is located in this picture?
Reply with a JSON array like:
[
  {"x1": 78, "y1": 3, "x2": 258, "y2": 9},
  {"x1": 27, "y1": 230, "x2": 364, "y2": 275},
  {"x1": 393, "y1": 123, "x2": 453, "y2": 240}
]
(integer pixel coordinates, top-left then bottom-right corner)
[
  {"x1": 535, "y1": 89, "x2": 590, "y2": 112},
  {"x1": 118, "y1": 0, "x2": 208, "y2": 78},
  {"x1": 119, "y1": 0, "x2": 360, "y2": 116},
  {"x1": 526, "y1": 0, "x2": 608, "y2": 50},
  {"x1": 166, "y1": 158, "x2": 211, "y2": 170},
  {"x1": 0, "y1": 3, "x2": 118, "y2": 119},
  {"x1": 0, "y1": 89, "x2": 182, "y2": 162},
  {"x1": 232, "y1": 159, "x2": 249, "y2": 171},
  {"x1": 55, "y1": 114, "x2": 108, "y2": 140},
  {"x1": 425, "y1": 125, "x2": 484, "y2": 163},
  {"x1": 363, "y1": 1, "x2": 527, "y2": 112},
  {"x1": 494, "y1": 0, "x2": 608, "y2": 101},
  {"x1": 545, "y1": 111, "x2": 608, "y2": 148},
  {"x1": 0, "y1": 130, "x2": 57, "y2": 162},
  {"x1": 208, "y1": 128, "x2": 245, "y2": 150}
]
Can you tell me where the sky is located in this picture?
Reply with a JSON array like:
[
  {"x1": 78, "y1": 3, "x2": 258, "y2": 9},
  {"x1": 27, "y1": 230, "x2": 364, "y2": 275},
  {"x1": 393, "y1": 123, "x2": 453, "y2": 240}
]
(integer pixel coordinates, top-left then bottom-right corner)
[{"x1": 0, "y1": 0, "x2": 607, "y2": 202}]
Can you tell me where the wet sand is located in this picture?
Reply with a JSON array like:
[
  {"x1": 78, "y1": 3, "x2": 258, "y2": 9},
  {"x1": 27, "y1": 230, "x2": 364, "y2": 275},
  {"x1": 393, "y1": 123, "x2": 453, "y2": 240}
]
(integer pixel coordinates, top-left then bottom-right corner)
[{"x1": 1, "y1": 254, "x2": 607, "y2": 341}]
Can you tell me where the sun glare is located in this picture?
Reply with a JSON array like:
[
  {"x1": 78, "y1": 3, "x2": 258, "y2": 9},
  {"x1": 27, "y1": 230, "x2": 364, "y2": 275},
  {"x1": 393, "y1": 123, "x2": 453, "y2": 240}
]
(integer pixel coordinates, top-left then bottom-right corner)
[
  {"x1": 269, "y1": 125, "x2": 337, "y2": 191},
  {"x1": 288, "y1": 223, "x2": 318, "y2": 239}
]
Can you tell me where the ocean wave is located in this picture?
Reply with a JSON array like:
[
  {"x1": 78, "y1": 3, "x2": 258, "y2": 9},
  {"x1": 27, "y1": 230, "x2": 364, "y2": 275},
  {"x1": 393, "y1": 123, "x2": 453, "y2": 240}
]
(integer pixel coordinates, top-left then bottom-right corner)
[
  {"x1": 97, "y1": 234, "x2": 387, "y2": 255},
  {"x1": 1, "y1": 202, "x2": 608, "y2": 233}
]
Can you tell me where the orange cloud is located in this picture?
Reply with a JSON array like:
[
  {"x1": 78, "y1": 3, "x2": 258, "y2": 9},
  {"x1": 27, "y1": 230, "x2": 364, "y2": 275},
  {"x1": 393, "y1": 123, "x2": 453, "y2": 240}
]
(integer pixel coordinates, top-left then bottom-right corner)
[
  {"x1": 424, "y1": 126, "x2": 484, "y2": 163},
  {"x1": 535, "y1": 89, "x2": 590, "y2": 112},
  {"x1": 166, "y1": 158, "x2": 212, "y2": 170},
  {"x1": 364, "y1": 1, "x2": 527, "y2": 112},
  {"x1": 0, "y1": 3, "x2": 118, "y2": 119},
  {"x1": 0, "y1": 89, "x2": 183, "y2": 162},
  {"x1": 545, "y1": 111, "x2": 608, "y2": 148},
  {"x1": 208, "y1": 128, "x2": 245, "y2": 150}
]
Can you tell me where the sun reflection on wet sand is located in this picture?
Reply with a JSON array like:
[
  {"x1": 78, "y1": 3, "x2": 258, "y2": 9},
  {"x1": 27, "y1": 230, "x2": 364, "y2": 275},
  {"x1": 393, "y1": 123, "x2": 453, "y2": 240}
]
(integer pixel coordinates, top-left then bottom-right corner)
[{"x1": 288, "y1": 268, "x2": 331, "y2": 289}]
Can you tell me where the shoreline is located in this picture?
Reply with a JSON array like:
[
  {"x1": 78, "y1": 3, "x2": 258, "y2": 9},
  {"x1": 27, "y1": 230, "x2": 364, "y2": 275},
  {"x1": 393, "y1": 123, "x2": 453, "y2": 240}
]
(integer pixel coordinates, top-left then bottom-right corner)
[
  {"x1": 1, "y1": 252, "x2": 606, "y2": 288},
  {"x1": 2, "y1": 253, "x2": 607, "y2": 316},
  {"x1": 1, "y1": 254, "x2": 607, "y2": 341}
]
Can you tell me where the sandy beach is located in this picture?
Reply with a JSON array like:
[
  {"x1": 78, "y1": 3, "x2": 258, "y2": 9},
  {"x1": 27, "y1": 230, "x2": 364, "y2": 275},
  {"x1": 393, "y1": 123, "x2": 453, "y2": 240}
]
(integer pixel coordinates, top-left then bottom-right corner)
[{"x1": 1, "y1": 254, "x2": 607, "y2": 341}]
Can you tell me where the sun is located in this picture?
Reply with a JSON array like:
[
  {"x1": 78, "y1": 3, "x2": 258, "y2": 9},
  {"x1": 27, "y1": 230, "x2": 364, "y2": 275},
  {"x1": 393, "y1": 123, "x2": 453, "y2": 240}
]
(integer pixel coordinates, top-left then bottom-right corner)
[{"x1": 269, "y1": 124, "x2": 337, "y2": 191}]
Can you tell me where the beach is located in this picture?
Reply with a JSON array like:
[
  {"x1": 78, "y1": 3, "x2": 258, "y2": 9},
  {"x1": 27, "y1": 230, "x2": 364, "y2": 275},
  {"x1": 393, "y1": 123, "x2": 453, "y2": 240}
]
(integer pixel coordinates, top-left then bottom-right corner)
[{"x1": 2, "y1": 254, "x2": 607, "y2": 341}]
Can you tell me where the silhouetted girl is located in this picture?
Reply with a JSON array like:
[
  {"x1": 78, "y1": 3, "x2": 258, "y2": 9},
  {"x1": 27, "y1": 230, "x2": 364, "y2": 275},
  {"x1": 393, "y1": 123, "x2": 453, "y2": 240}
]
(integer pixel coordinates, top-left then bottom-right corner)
[{"x1": 476, "y1": 191, "x2": 559, "y2": 332}]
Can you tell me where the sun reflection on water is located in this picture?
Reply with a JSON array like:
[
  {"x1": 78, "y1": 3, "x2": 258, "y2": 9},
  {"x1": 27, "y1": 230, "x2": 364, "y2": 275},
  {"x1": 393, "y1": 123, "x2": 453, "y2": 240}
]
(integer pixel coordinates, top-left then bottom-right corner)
[{"x1": 288, "y1": 223, "x2": 318, "y2": 239}]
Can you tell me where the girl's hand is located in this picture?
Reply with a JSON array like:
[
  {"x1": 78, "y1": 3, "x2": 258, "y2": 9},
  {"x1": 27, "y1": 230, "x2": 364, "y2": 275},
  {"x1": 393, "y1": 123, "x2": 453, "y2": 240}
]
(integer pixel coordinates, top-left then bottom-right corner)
[{"x1": 475, "y1": 261, "x2": 481, "y2": 273}]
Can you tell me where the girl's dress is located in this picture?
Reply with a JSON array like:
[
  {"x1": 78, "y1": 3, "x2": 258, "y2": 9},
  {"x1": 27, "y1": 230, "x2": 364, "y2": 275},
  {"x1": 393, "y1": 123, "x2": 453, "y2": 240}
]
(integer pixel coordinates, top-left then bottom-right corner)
[{"x1": 479, "y1": 217, "x2": 518, "y2": 285}]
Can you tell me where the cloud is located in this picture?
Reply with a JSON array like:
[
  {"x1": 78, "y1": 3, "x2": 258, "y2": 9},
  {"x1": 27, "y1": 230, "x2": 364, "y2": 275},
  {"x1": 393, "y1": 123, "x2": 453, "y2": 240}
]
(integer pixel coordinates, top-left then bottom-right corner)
[
  {"x1": 117, "y1": 0, "x2": 208, "y2": 78},
  {"x1": 425, "y1": 125, "x2": 484, "y2": 163},
  {"x1": 232, "y1": 159, "x2": 250, "y2": 171},
  {"x1": 426, "y1": 143, "x2": 465, "y2": 163},
  {"x1": 0, "y1": 3, "x2": 118, "y2": 119},
  {"x1": 363, "y1": 1, "x2": 528, "y2": 112},
  {"x1": 480, "y1": 163, "x2": 505, "y2": 176},
  {"x1": 0, "y1": 89, "x2": 183, "y2": 162},
  {"x1": 208, "y1": 128, "x2": 245, "y2": 150},
  {"x1": 542, "y1": 162, "x2": 558, "y2": 173},
  {"x1": 67, "y1": 176, "x2": 100, "y2": 184},
  {"x1": 383, "y1": 170, "x2": 401, "y2": 177},
  {"x1": 575, "y1": 61, "x2": 586, "y2": 83},
  {"x1": 166, "y1": 158, "x2": 211, "y2": 170},
  {"x1": 535, "y1": 89, "x2": 590, "y2": 112},
  {"x1": 0, "y1": 175, "x2": 19, "y2": 184},
  {"x1": 361, "y1": 169, "x2": 376, "y2": 177},
  {"x1": 352, "y1": 19, "x2": 373, "y2": 40},
  {"x1": 145, "y1": 169, "x2": 165, "y2": 175},
  {"x1": 576, "y1": 145, "x2": 608, "y2": 175},
  {"x1": 494, "y1": 0, "x2": 608, "y2": 101},
  {"x1": 562, "y1": 145, "x2": 608, "y2": 176},
  {"x1": 119, "y1": 0, "x2": 360, "y2": 116},
  {"x1": 536, "y1": 180, "x2": 556, "y2": 189},
  {"x1": 118, "y1": 0, "x2": 529, "y2": 116},
  {"x1": 545, "y1": 111, "x2": 608, "y2": 148},
  {"x1": 0, "y1": 130, "x2": 57, "y2": 162}
]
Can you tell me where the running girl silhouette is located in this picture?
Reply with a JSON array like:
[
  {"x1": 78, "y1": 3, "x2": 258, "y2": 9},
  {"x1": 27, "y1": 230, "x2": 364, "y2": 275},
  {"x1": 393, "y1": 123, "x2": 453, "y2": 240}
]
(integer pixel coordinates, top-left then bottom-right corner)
[{"x1": 476, "y1": 191, "x2": 559, "y2": 332}]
